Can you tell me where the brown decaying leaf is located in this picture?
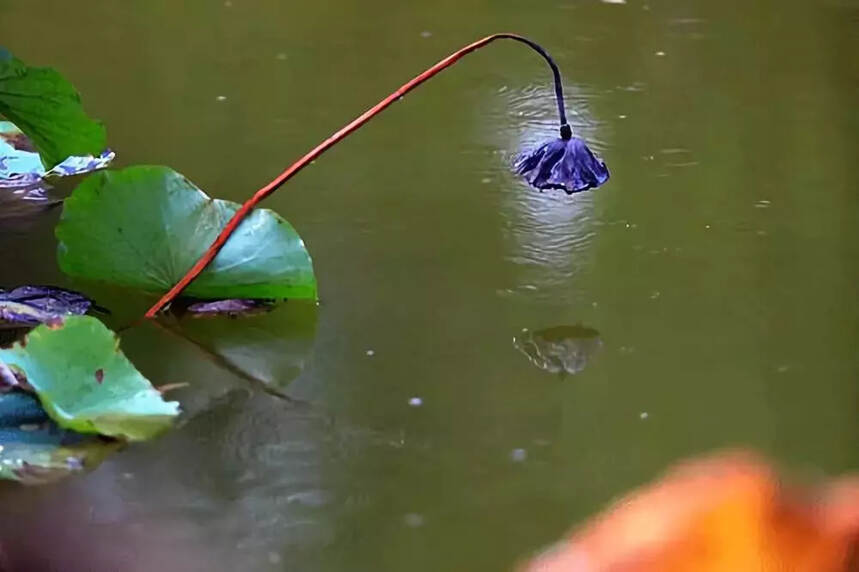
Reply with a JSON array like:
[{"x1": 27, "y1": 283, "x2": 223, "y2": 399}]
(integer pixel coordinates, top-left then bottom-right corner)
[{"x1": 522, "y1": 451, "x2": 859, "y2": 572}]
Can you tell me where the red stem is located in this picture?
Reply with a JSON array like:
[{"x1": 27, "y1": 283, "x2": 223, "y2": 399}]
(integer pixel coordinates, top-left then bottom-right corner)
[{"x1": 144, "y1": 33, "x2": 567, "y2": 318}]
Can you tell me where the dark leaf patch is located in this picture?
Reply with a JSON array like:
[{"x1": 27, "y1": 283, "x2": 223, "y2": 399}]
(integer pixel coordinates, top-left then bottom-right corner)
[{"x1": 0, "y1": 285, "x2": 98, "y2": 329}]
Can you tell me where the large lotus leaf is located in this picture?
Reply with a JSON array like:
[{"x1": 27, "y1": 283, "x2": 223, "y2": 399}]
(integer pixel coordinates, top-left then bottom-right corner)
[
  {"x1": 0, "y1": 391, "x2": 120, "y2": 485},
  {"x1": 0, "y1": 316, "x2": 180, "y2": 441},
  {"x1": 0, "y1": 51, "x2": 106, "y2": 169},
  {"x1": 56, "y1": 166, "x2": 317, "y2": 301}
]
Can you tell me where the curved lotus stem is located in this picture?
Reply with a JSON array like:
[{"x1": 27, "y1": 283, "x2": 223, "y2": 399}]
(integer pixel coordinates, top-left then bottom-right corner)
[{"x1": 144, "y1": 33, "x2": 571, "y2": 318}]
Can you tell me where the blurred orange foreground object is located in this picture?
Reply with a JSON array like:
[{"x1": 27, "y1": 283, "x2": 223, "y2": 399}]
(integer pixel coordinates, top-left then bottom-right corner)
[{"x1": 523, "y1": 451, "x2": 859, "y2": 572}]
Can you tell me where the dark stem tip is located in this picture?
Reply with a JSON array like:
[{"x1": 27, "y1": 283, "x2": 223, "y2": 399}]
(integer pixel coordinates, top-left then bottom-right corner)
[{"x1": 560, "y1": 124, "x2": 572, "y2": 140}]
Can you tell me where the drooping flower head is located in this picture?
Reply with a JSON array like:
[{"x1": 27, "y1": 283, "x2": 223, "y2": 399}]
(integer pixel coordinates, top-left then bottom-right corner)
[
  {"x1": 516, "y1": 124, "x2": 610, "y2": 194},
  {"x1": 144, "y1": 34, "x2": 615, "y2": 318}
]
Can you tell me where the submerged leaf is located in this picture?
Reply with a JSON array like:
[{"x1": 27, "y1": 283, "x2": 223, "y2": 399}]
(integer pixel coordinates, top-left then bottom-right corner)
[
  {"x1": 0, "y1": 52, "x2": 107, "y2": 170},
  {"x1": 0, "y1": 428, "x2": 119, "y2": 485},
  {"x1": 56, "y1": 166, "x2": 317, "y2": 301},
  {"x1": 0, "y1": 391, "x2": 120, "y2": 485},
  {"x1": 0, "y1": 316, "x2": 180, "y2": 441}
]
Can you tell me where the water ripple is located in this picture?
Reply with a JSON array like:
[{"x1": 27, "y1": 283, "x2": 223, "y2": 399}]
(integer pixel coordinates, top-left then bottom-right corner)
[{"x1": 483, "y1": 83, "x2": 610, "y2": 302}]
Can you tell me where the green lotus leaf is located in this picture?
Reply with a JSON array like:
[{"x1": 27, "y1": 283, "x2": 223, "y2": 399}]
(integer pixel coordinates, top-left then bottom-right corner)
[
  {"x1": 56, "y1": 166, "x2": 317, "y2": 301},
  {"x1": 0, "y1": 49, "x2": 106, "y2": 169},
  {"x1": 0, "y1": 316, "x2": 180, "y2": 441}
]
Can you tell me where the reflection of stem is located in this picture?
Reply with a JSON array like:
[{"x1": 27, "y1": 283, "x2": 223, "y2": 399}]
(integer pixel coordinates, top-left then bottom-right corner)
[
  {"x1": 144, "y1": 33, "x2": 570, "y2": 318},
  {"x1": 156, "y1": 382, "x2": 190, "y2": 394},
  {"x1": 150, "y1": 319, "x2": 297, "y2": 403}
]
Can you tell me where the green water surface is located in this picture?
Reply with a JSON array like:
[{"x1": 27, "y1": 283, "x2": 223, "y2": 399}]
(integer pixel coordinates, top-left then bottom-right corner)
[{"x1": 0, "y1": 0, "x2": 857, "y2": 570}]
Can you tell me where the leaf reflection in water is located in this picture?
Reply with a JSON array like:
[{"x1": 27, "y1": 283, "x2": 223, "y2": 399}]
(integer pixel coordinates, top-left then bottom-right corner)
[
  {"x1": 513, "y1": 325, "x2": 602, "y2": 375},
  {"x1": 157, "y1": 300, "x2": 318, "y2": 396}
]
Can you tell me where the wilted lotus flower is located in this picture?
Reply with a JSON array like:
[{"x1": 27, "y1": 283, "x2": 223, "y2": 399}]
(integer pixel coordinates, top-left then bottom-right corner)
[
  {"x1": 146, "y1": 34, "x2": 614, "y2": 317},
  {"x1": 493, "y1": 36, "x2": 610, "y2": 193},
  {"x1": 516, "y1": 124, "x2": 610, "y2": 193}
]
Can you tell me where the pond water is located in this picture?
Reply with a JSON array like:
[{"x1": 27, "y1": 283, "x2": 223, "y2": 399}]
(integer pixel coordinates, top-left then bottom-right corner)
[{"x1": 1, "y1": 0, "x2": 857, "y2": 570}]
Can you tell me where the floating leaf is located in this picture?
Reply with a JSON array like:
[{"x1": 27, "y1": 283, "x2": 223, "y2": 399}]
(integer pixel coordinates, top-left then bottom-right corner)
[
  {"x1": 56, "y1": 166, "x2": 317, "y2": 301},
  {"x1": 0, "y1": 316, "x2": 180, "y2": 441},
  {"x1": 0, "y1": 285, "x2": 95, "y2": 329},
  {"x1": 0, "y1": 51, "x2": 107, "y2": 170},
  {"x1": 513, "y1": 325, "x2": 602, "y2": 374}
]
